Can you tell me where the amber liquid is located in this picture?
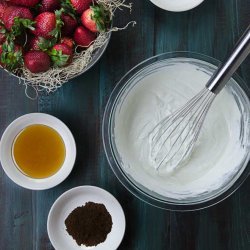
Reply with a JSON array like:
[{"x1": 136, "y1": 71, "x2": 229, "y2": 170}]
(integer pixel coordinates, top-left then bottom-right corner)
[{"x1": 12, "y1": 124, "x2": 66, "y2": 179}]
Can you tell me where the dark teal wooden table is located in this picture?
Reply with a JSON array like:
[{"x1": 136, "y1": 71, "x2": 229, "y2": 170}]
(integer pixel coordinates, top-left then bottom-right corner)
[{"x1": 0, "y1": 1, "x2": 250, "y2": 249}]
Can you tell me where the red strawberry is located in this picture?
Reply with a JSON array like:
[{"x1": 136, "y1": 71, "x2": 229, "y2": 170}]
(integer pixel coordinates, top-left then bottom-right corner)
[
  {"x1": 39, "y1": 0, "x2": 61, "y2": 13},
  {"x1": 24, "y1": 50, "x2": 51, "y2": 73},
  {"x1": 32, "y1": 11, "x2": 63, "y2": 39},
  {"x1": 60, "y1": 37, "x2": 74, "y2": 49},
  {"x1": 29, "y1": 36, "x2": 40, "y2": 50},
  {"x1": 81, "y1": 5, "x2": 110, "y2": 33},
  {"x1": 3, "y1": 6, "x2": 33, "y2": 30},
  {"x1": 70, "y1": 0, "x2": 92, "y2": 14},
  {"x1": 0, "y1": 4, "x2": 7, "y2": 44},
  {"x1": 61, "y1": 14, "x2": 77, "y2": 36},
  {"x1": 7, "y1": 0, "x2": 40, "y2": 7},
  {"x1": 32, "y1": 12, "x2": 55, "y2": 38},
  {"x1": 50, "y1": 43, "x2": 72, "y2": 67},
  {"x1": 74, "y1": 26, "x2": 96, "y2": 47},
  {"x1": 0, "y1": 2, "x2": 8, "y2": 20}
]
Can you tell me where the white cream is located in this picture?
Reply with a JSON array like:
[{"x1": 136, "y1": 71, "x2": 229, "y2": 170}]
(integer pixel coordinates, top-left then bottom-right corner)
[{"x1": 114, "y1": 60, "x2": 248, "y2": 200}]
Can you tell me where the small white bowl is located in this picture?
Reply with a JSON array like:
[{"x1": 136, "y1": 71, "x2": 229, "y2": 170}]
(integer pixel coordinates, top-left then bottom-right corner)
[
  {"x1": 47, "y1": 186, "x2": 126, "y2": 250},
  {"x1": 0, "y1": 113, "x2": 76, "y2": 190},
  {"x1": 149, "y1": 0, "x2": 205, "y2": 12}
]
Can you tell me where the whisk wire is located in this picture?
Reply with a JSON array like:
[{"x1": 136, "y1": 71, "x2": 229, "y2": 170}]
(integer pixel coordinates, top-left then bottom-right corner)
[
  {"x1": 149, "y1": 88, "x2": 216, "y2": 171},
  {"x1": 150, "y1": 89, "x2": 205, "y2": 153},
  {"x1": 187, "y1": 92, "x2": 216, "y2": 152},
  {"x1": 156, "y1": 89, "x2": 214, "y2": 169}
]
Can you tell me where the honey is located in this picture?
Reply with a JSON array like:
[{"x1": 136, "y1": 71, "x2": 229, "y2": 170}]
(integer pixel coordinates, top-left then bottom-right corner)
[{"x1": 12, "y1": 124, "x2": 66, "y2": 179}]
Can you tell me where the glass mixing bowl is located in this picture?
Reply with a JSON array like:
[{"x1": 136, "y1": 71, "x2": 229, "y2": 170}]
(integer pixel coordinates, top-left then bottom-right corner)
[{"x1": 102, "y1": 52, "x2": 250, "y2": 211}]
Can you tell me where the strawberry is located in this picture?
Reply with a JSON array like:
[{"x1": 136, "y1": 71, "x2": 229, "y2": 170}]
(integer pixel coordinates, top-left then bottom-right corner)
[
  {"x1": 0, "y1": 42, "x2": 23, "y2": 70},
  {"x1": 0, "y1": 2, "x2": 8, "y2": 20},
  {"x1": 71, "y1": 0, "x2": 92, "y2": 14},
  {"x1": 50, "y1": 43, "x2": 72, "y2": 67},
  {"x1": 7, "y1": 0, "x2": 40, "y2": 7},
  {"x1": 62, "y1": 0, "x2": 92, "y2": 15},
  {"x1": 39, "y1": 0, "x2": 61, "y2": 13},
  {"x1": 29, "y1": 36, "x2": 40, "y2": 50},
  {"x1": 60, "y1": 37, "x2": 74, "y2": 49},
  {"x1": 73, "y1": 26, "x2": 96, "y2": 47},
  {"x1": 3, "y1": 6, "x2": 33, "y2": 31},
  {"x1": 61, "y1": 14, "x2": 77, "y2": 36},
  {"x1": 32, "y1": 11, "x2": 63, "y2": 39},
  {"x1": 81, "y1": 5, "x2": 110, "y2": 33},
  {"x1": 32, "y1": 12, "x2": 56, "y2": 38},
  {"x1": 24, "y1": 50, "x2": 51, "y2": 73}
]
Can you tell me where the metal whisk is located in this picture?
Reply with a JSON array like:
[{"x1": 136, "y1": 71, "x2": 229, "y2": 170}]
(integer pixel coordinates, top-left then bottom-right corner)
[{"x1": 149, "y1": 25, "x2": 250, "y2": 172}]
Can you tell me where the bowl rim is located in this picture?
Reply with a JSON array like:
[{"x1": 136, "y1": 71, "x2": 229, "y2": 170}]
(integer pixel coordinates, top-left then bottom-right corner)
[
  {"x1": 47, "y1": 185, "x2": 126, "y2": 250},
  {"x1": 149, "y1": 0, "x2": 205, "y2": 12},
  {"x1": 102, "y1": 51, "x2": 250, "y2": 211},
  {"x1": 0, "y1": 113, "x2": 76, "y2": 190}
]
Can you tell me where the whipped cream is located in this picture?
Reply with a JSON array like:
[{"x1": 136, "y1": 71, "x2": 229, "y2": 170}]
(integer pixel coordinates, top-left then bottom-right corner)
[{"x1": 114, "y1": 60, "x2": 249, "y2": 200}]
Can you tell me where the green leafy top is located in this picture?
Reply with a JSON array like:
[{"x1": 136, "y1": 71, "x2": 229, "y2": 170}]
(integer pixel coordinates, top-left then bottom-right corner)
[
  {"x1": 0, "y1": 41, "x2": 23, "y2": 70},
  {"x1": 50, "y1": 48, "x2": 70, "y2": 67},
  {"x1": 37, "y1": 37, "x2": 57, "y2": 51},
  {"x1": 12, "y1": 17, "x2": 35, "y2": 38},
  {"x1": 90, "y1": 5, "x2": 111, "y2": 32}
]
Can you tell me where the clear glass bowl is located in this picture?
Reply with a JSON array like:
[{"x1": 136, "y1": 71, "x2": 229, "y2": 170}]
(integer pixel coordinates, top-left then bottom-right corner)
[{"x1": 102, "y1": 52, "x2": 250, "y2": 211}]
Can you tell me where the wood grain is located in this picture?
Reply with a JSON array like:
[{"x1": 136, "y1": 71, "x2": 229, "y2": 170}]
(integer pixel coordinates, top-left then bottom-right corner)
[
  {"x1": 0, "y1": 0, "x2": 249, "y2": 249},
  {"x1": 0, "y1": 71, "x2": 37, "y2": 250}
]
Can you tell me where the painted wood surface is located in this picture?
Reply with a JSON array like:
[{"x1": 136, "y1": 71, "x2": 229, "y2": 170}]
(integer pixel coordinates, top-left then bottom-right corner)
[{"x1": 0, "y1": 0, "x2": 250, "y2": 249}]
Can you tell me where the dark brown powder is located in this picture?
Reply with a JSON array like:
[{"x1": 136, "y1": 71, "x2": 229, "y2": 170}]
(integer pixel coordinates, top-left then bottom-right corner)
[{"x1": 65, "y1": 202, "x2": 113, "y2": 247}]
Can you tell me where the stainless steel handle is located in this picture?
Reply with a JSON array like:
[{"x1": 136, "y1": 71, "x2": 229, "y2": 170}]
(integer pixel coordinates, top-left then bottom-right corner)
[{"x1": 206, "y1": 25, "x2": 250, "y2": 94}]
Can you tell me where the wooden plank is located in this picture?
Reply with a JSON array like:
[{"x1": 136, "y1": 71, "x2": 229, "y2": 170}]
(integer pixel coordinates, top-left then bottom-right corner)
[
  {"x1": 0, "y1": 71, "x2": 37, "y2": 250},
  {"x1": 32, "y1": 61, "x2": 104, "y2": 249},
  {"x1": 99, "y1": 1, "x2": 170, "y2": 250}
]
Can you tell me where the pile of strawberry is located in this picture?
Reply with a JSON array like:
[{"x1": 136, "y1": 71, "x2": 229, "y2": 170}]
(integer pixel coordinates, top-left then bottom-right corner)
[{"x1": 0, "y1": 0, "x2": 110, "y2": 73}]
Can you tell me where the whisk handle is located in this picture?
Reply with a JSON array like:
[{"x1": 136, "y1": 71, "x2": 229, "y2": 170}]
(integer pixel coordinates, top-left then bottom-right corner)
[{"x1": 206, "y1": 25, "x2": 250, "y2": 94}]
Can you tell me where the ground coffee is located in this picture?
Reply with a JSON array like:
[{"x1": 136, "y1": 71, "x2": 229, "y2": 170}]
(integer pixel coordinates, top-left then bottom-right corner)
[{"x1": 65, "y1": 202, "x2": 113, "y2": 246}]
